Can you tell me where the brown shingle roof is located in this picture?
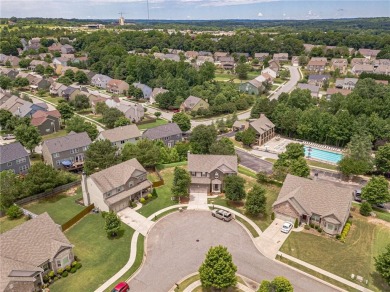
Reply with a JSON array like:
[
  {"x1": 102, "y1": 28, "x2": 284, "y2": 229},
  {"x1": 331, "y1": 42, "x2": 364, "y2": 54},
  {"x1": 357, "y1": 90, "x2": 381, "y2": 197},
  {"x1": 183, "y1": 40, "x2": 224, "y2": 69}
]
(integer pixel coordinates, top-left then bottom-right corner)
[
  {"x1": 90, "y1": 158, "x2": 147, "y2": 193},
  {"x1": 99, "y1": 124, "x2": 141, "y2": 142},
  {"x1": 188, "y1": 154, "x2": 237, "y2": 173},
  {"x1": 249, "y1": 114, "x2": 275, "y2": 135},
  {"x1": 273, "y1": 174, "x2": 352, "y2": 223}
]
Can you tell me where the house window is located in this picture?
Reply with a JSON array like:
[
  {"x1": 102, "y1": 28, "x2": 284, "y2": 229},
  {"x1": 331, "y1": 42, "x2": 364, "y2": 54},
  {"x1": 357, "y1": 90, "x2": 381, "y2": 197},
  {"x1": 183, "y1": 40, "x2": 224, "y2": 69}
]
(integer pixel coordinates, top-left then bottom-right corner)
[
  {"x1": 56, "y1": 160, "x2": 61, "y2": 166},
  {"x1": 53, "y1": 153, "x2": 60, "y2": 158},
  {"x1": 42, "y1": 262, "x2": 50, "y2": 271},
  {"x1": 7, "y1": 162, "x2": 12, "y2": 166},
  {"x1": 106, "y1": 191, "x2": 112, "y2": 198},
  {"x1": 19, "y1": 165, "x2": 29, "y2": 172},
  {"x1": 214, "y1": 172, "x2": 219, "y2": 179},
  {"x1": 16, "y1": 157, "x2": 26, "y2": 164},
  {"x1": 128, "y1": 181, "x2": 134, "y2": 188},
  {"x1": 121, "y1": 140, "x2": 125, "y2": 144},
  {"x1": 327, "y1": 223, "x2": 334, "y2": 230},
  {"x1": 83, "y1": 146, "x2": 88, "y2": 151}
]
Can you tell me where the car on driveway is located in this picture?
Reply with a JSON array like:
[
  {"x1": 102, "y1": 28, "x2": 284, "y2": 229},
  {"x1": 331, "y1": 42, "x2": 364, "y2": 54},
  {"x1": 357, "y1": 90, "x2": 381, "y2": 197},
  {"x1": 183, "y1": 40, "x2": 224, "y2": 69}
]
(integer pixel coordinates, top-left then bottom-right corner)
[
  {"x1": 112, "y1": 282, "x2": 129, "y2": 292},
  {"x1": 353, "y1": 189, "x2": 362, "y2": 202},
  {"x1": 2, "y1": 134, "x2": 15, "y2": 140},
  {"x1": 212, "y1": 209, "x2": 232, "y2": 222},
  {"x1": 281, "y1": 222, "x2": 293, "y2": 233}
]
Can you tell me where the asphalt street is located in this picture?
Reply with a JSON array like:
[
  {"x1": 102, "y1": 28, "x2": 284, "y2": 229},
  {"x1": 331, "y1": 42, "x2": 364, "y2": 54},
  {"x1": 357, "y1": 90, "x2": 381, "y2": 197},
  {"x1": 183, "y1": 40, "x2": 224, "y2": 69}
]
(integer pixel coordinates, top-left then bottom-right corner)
[
  {"x1": 269, "y1": 66, "x2": 301, "y2": 100},
  {"x1": 129, "y1": 211, "x2": 338, "y2": 292},
  {"x1": 236, "y1": 148, "x2": 273, "y2": 173}
]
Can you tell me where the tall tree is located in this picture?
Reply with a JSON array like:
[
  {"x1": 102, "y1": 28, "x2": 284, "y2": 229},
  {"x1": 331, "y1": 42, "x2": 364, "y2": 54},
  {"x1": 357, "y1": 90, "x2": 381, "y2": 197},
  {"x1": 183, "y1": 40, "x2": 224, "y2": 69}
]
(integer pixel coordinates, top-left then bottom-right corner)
[
  {"x1": 66, "y1": 116, "x2": 99, "y2": 140},
  {"x1": 375, "y1": 244, "x2": 390, "y2": 286},
  {"x1": 84, "y1": 140, "x2": 120, "y2": 175},
  {"x1": 57, "y1": 102, "x2": 74, "y2": 124},
  {"x1": 122, "y1": 139, "x2": 160, "y2": 168},
  {"x1": 171, "y1": 167, "x2": 191, "y2": 200},
  {"x1": 114, "y1": 116, "x2": 131, "y2": 127},
  {"x1": 245, "y1": 184, "x2": 267, "y2": 216},
  {"x1": 199, "y1": 246, "x2": 237, "y2": 290},
  {"x1": 361, "y1": 176, "x2": 390, "y2": 205},
  {"x1": 14, "y1": 124, "x2": 42, "y2": 153},
  {"x1": 172, "y1": 112, "x2": 191, "y2": 132},
  {"x1": 235, "y1": 63, "x2": 250, "y2": 80},
  {"x1": 73, "y1": 94, "x2": 90, "y2": 110},
  {"x1": 0, "y1": 109, "x2": 12, "y2": 128},
  {"x1": 105, "y1": 211, "x2": 121, "y2": 237},
  {"x1": 74, "y1": 70, "x2": 88, "y2": 84},
  {"x1": 102, "y1": 107, "x2": 125, "y2": 129},
  {"x1": 190, "y1": 125, "x2": 217, "y2": 154},
  {"x1": 375, "y1": 143, "x2": 390, "y2": 174},
  {"x1": 0, "y1": 170, "x2": 23, "y2": 211},
  {"x1": 209, "y1": 137, "x2": 235, "y2": 155},
  {"x1": 241, "y1": 128, "x2": 257, "y2": 146},
  {"x1": 224, "y1": 175, "x2": 246, "y2": 201}
]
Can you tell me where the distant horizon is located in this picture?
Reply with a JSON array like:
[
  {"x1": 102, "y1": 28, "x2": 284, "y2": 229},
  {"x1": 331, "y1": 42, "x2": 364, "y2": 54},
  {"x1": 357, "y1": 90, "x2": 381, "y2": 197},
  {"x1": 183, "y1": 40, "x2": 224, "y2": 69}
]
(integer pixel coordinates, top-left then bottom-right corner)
[{"x1": 1, "y1": 1, "x2": 389, "y2": 20}]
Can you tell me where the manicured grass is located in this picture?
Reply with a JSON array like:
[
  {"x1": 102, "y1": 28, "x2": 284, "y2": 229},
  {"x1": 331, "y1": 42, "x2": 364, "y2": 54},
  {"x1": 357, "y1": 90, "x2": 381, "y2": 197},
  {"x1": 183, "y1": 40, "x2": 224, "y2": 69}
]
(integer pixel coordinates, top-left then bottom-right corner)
[
  {"x1": 277, "y1": 256, "x2": 359, "y2": 292},
  {"x1": 137, "y1": 167, "x2": 180, "y2": 218},
  {"x1": 84, "y1": 113, "x2": 104, "y2": 124},
  {"x1": 306, "y1": 159, "x2": 338, "y2": 171},
  {"x1": 138, "y1": 119, "x2": 168, "y2": 130},
  {"x1": 271, "y1": 84, "x2": 279, "y2": 91},
  {"x1": 209, "y1": 172, "x2": 280, "y2": 231},
  {"x1": 30, "y1": 153, "x2": 43, "y2": 165},
  {"x1": 42, "y1": 129, "x2": 68, "y2": 141},
  {"x1": 372, "y1": 207, "x2": 390, "y2": 223},
  {"x1": 105, "y1": 235, "x2": 145, "y2": 292},
  {"x1": 147, "y1": 171, "x2": 161, "y2": 182},
  {"x1": 24, "y1": 187, "x2": 84, "y2": 225},
  {"x1": 280, "y1": 214, "x2": 390, "y2": 292},
  {"x1": 265, "y1": 158, "x2": 277, "y2": 163},
  {"x1": 38, "y1": 95, "x2": 61, "y2": 106},
  {"x1": 50, "y1": 214, "x2": 135, "y2": 292},
  {"x1": 0, "y1": 216, "x2": 28, "y2": 234},
  {"x1": 175, "y1": 274, "x2": 200, "y2": 292},
  {"x1": 238, "y1": 166, "x2": 257, "y2": 179},
  {"x1": 153, "y1": 208, "x2": 186, "y2": 221},
  {"x1": 156, "y1": 161, "x2": 188, "y2": 171},
  {"x1": 235, "y1": 215, "x2": 259, "y2": 237}
]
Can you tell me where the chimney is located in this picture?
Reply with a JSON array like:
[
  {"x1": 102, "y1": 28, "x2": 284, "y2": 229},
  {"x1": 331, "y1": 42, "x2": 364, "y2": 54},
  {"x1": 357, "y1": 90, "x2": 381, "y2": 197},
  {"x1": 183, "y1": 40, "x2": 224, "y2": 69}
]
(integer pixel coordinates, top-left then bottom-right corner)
[{"x1": 81, "y1": 171, "x2": 91, "y2": 206}]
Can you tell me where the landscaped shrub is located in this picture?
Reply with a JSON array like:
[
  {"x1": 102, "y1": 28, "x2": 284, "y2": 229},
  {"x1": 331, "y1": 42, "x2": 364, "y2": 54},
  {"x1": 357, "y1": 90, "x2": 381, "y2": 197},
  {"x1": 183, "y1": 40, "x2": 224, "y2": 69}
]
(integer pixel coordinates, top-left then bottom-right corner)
[
  {"x1": 140, "y1": 197, "x2": 146, "y2": 204},
  {"x1": 360, "y1": 202, "x2": 372, "y2": 216},
  {"x1": 347, "y1": 219, "x2": 353, "y2": 225},
  {"x1": 304, "y1": 225, "x2": 310, "y2": 230},
  {"x1": 317, "y1": 227, "x2": 322, "y2": 233},
  {"x1": 48, "y1": 271, "x2": 55, "y2": 278},
  {"x1": 54, "y1": 277, "x2": 59, "y2": 281},
  {"x1": 65, "y1": 265, "x2": 71, "y2": 272},
  {"x1": 152, "y1": 188, "x2": 158, "y2": 197},
  {"x1": 101, "y1": 211, "x2": 108, "y2": 218},
  {"x1": 70, "y1": 267, "x2": 77, "y2": 274},
  {"x1": 294, "y1": 218, "x2": 298, "y2": 228},
  {"x1": 75, "y1": 262, "x2": 82, "y2": 269},
  {"x1": 6, "y1": 205, "x2": 23, "y2": 219},
  {"x1": 71, "y1": 261, "x2": 77, "y2": 267},
  {"x1": 43, "y1": 275, "x2": 49, "y2": 283},
  {"x1": 56, "y1": 268, "x2": 64, "y2": 275},
  {"x1": 339, "y1": 222, "x2": 351, "y2": 242},
  {"x1": 314, "y1": 225, "x2": 319, "y2": 230},
  {"x1": 147, "y1": 193, "x2": 153, "y2": 199},
  {"x1": 309, "y1": 223, "x2": 315, "y2": 228},
  {"x1": 62, "y1": 271, "x2": 68, "y2": 277},
  {"x1": 271, "y1": 212, "x2": 275, "y2": 220},
  {"x1": 129, "y1": 201, "x2": 137, "y2": 208},
  {"x1": 336, "y1": 234, "x2": 341, "y2": 240}
]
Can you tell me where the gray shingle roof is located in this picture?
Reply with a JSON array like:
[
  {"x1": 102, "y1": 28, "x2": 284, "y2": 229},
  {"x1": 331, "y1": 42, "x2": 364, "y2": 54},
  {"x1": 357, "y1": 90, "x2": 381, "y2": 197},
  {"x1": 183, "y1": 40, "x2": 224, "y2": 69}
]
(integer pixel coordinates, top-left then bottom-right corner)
[
  {"x1": 273, "y1": 174, "x2": 352, "y2": 223},
  {"x1": 100, "y1": 124, "x2": 141, "y2": 142},
  {"x1": 188, "y1": 154, "x2": 237, "y2": 173},
  {"x1": 142, "y1": 123, "x2": 182, "y2": 140},
  {"x1": 249, "y1": 114, "x2": 275, "y2": 135},
  {"x1": 0, "y1": 142, "x2": 29, "y2": 164},
  {"x1": 90, "y1": 158, "x2": 147, "y2": 193},
  {"x1": 43, "y1": 132, "x2": 91, "y2": 154},
  {"x1": 297, "y1": 83, "x2": 320, "y2": 93},
  {"x1": 0, "y1": 212, "x2": 73, "y2": 270}
]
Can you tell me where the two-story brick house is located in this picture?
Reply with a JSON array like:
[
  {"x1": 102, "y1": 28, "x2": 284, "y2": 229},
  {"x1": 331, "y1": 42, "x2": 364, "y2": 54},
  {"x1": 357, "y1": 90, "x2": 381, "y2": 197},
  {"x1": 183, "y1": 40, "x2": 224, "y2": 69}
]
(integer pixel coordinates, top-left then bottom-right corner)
[
  {"x1": 142, "y1": 123, "x2": 182, "y2": 148},
  {"x1": 41, "y1": 132, "x2": 92, "y2": 170},
  {"x1": 188, "y1": 153, "x2": 238, "y2": 194},
  {"x1": 0, "y1": 142, "x2": 31, "y2": 174},
  {"x1": 81, "y1": 158, "x2": 152, "y2": 212}
]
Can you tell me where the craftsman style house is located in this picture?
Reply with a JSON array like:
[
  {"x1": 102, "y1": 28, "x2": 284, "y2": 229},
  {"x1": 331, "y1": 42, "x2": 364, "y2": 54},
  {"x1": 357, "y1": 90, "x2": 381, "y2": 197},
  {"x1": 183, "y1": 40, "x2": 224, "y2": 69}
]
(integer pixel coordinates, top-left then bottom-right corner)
[
  {"x1": 82, "y1": 159, "x2": 152, "y2": 212},
  {"x1": 0, "y1": 213, "x2": 74, "y2": 291},
  {"x1": 188, "y1": 153, "x2": 238, "y2": 194},
  {"x1": 273, "y1": 175, "x2": 352, "y2": 235},
  {"x1": 42, "y1": 132, "x2": 92, "y2": 170}
]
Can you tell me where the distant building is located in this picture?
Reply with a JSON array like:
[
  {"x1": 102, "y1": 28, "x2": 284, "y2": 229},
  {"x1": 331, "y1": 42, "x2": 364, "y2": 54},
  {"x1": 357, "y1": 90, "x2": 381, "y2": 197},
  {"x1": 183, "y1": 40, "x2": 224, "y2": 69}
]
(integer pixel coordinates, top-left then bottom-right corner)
[
  {"x1": 180, "y1": 96, "x2": 209, "y2": 112},
  {"x1": 97, "y1": 124, "x2": 141, "y2": 150},
  {"x1": 249, "y1": 114, "x2": 276, "y2": 146},
  {"x1": 142, "y1": 123, "x2": 182, "y2": 148},
  {"x1": 0, "y1": 142, "x2": 31, "y2": 174}
]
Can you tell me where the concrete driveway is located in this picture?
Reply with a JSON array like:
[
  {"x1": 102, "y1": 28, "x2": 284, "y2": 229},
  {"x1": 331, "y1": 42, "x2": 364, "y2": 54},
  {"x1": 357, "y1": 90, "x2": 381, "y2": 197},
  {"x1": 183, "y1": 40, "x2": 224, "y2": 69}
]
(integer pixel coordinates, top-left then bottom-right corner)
[
  {"x1": 255, "y1": 219, "x2": 291, "y2": 259},
  {"x1": 188, "y1": 193, "x2": 208, "y2": 210},
  {"x1": 129, "y1": 211, "x2": 338, "y2": 292},
  {"x1": 236, "y1": 149, "x2": 273, "y2": 173},
  {"x1": 117, "y1": 208, "x2": 153, "y2": 236}
]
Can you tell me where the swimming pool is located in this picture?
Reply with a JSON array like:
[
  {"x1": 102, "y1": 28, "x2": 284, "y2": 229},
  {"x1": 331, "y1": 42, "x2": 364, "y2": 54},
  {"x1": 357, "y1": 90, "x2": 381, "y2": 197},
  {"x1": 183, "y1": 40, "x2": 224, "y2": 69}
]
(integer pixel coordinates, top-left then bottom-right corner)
[{"x1": 304, "y1": 146, "x2": 343, "y2": 164}]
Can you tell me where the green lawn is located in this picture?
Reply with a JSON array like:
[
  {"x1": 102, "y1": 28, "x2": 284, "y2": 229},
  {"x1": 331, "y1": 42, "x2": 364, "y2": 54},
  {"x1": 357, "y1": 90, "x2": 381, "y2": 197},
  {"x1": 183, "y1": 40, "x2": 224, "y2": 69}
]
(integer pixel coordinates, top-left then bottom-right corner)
[
  {"x1": 37, "y1": 95, "x2": 61, "y2": 106},
  {"x1": 137, "y1": 167, "x2": 179, "y2": 217},
  {"x1": 105, "y1": 235, "x2": 145, "y2": 292},
  {"x1": 209, "y1": 171, "x2": 280, "y2": 231},
  {"x1": 42, "y1": 129, "x2": 68, "y2": 141},
  {"x1": 30, "y1": 153, "x2": 43, "y2": 165},
  {"x1": 265, "y1": 157, "x2": 339, "y2": 171},
  {"x1": 24, "y1": 187, "x2": 84, "y2": 225},
  {"x1": 84, "y1": 113, "x2": 104, "y2": 124},
  {"x1": 138, "y1": 119, "x2": 168, "y2": 130},
  {"x1": 175, "y1": 274, "x2": 200, "y2": 292},
  {"x1": 50, "y1": 214, "x2": 135, "y2": 292},
  {"x1": 147, "y1": 171, "x2": 161, "y2": 182},
  {"x1": 0, "y1": 216, "x2": 28, "y2": 234},
  {"x1": 280, "y1": 215, "x2": 390, "y2": 292},
  {"x1": 156, "y1": 161, "x2": 188, "y2": 171}
]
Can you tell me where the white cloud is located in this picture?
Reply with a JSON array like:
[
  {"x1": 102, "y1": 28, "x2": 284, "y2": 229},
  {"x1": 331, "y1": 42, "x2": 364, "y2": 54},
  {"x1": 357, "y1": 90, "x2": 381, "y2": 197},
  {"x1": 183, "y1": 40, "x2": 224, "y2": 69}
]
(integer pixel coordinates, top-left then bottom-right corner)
[{"x1": 258, "y1": 12, "x2": 263, "y2": 17}]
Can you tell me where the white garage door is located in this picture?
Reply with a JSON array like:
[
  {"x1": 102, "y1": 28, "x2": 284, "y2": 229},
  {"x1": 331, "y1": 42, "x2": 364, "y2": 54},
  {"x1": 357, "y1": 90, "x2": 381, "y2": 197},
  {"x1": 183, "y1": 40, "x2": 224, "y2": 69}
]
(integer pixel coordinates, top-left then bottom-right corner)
[
  {"x1": 190, "y1": 184, "x2": 209, "y2": 194},
  {"x1": 275, "y1": 212, "x2": 296, "y2": 223}
]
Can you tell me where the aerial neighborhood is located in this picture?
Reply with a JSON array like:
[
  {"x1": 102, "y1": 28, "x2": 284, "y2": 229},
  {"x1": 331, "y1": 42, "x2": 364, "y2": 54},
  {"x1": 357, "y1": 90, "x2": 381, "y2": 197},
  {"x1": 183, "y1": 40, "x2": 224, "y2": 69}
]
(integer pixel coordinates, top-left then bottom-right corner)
[{"x1": 0, "y1": 16, "x2": 389, "y2": 292}]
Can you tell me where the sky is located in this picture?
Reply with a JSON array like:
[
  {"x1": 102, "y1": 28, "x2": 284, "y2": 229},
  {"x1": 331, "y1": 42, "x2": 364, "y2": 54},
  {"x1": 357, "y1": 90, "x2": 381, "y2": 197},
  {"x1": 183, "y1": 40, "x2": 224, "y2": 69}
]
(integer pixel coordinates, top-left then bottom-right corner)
[{"x1": 1, "y1": 0, "x2": 389, "y2": 20}]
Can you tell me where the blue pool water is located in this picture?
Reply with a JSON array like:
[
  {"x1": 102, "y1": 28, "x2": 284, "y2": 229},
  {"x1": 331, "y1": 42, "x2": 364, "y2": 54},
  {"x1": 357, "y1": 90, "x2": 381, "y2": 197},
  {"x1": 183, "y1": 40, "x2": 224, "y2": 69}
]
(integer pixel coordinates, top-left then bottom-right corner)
[{"x1": 304, "y1": 146, "x2": 343, "y2": 164}]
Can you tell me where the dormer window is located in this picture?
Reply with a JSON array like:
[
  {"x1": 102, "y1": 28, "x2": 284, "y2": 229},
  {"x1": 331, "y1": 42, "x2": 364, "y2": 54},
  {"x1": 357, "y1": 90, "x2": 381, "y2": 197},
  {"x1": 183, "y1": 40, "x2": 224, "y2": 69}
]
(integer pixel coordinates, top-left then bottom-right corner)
[
  {"x1": 214, "y1": 172, "x2": 219, "y2": 179},
  {"x1": 128, "y1": 181, "x2": 134, "y2": 188}
]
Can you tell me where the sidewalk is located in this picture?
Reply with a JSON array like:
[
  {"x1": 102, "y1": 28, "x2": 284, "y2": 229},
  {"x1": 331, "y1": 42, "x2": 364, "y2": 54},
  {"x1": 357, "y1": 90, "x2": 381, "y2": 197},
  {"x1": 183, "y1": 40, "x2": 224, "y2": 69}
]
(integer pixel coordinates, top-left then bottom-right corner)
[{"x1": 278, "y1": 252, "x2": 373, "y2": 292}]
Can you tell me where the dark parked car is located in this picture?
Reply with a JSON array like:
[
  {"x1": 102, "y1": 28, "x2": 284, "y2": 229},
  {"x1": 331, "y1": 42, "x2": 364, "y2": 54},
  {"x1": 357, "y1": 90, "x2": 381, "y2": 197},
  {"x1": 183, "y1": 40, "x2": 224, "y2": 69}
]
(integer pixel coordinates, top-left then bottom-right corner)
[{"x1": 353, "y1": 189, "x2": 362, "y2": 202}]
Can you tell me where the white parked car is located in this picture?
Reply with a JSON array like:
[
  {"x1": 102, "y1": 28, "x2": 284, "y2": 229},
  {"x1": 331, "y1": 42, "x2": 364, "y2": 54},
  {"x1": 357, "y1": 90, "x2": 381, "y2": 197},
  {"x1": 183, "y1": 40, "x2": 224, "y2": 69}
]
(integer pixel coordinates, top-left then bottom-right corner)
[
  {"x1": 281, "y1": 221, "x2": 293, "y2": 233},
  {"x1": 212, "y1": 209, "x2": 233, "y2": 222}
]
